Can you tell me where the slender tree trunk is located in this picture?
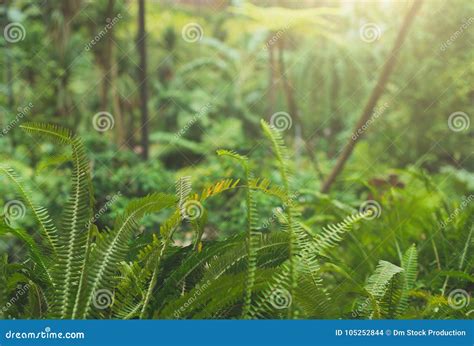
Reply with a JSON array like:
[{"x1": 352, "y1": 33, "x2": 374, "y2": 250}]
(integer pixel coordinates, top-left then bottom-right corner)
[
  {"x1": 3, "y1": 0, "x2": 16, "y2": 147},
  {"x1": 137, "y1": 0, "x2": 149, "y2": 160},
  {"x1": 111, "y1": 55, "x2": 125, "y2": 148},
  {"x1": 320, "y1": 0, "x2": 423, "y2": 193},
  {"x1": 267, "y1": 37, "x2": 276, "y2": 116},
  {"x1": 277, "y1": 37, "x2": 324, "y2": 179}
]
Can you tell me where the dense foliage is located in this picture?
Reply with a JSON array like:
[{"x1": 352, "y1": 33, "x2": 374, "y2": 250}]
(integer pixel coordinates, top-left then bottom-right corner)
[{"x1": 0, "y1": 0, "x2": 472, "y2": 320}]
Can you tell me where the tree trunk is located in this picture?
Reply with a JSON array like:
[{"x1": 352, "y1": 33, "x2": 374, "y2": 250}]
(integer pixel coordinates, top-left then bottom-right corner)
[
  {"x1": 267, "y1": 36, "x2": 276, "y2": 116},
  {"x1": 137, "y1": 0, "x2": 149, "y2": 160},
  {"x1": 320, "y1": 0, "x2": 423, "y2": 194},
  {"x1": 277, "y1": 37, "x2": 324, "y2": 179}
]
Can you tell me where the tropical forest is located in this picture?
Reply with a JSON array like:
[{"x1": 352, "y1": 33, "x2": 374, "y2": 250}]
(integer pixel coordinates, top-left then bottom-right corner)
[{"x1": 0, "y1": 0, "x2": 473, "y2": 320}]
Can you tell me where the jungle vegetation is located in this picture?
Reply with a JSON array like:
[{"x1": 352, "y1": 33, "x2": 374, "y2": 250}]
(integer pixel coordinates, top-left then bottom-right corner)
[{"x1": 0, "y1": 0, "x2": 472, "y2": 320}]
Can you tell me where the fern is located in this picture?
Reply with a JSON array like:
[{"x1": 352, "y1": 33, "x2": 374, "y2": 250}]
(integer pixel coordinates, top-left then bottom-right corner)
[
  {"x1": 0, "y1": 221, "x2": 52, "y2": 285},
  {"x1": 312, "y1": 212, "x2": 368, "y2": 255},
  {"x1": 0, "y1": 165, "x2": 58, "y2": 253},
  {"x1": 80, "y1": 193, "x2": 175, "y2": 318},
  {"x1": 396, "y1": 244, "x2": 418, "y2": 317},
  {"x1": 0, "y1": 120, "x2": 401, "y2": 321},
  {"x1": 176, "y1": 176, "x2": 192, "y2": 217},
  {"x1": 11, "y1": 123, "x2": 92, "y2": 319},
  {"x1": 217, "y1": 149, "x2": 259, "y2": 318},
  {"x1": 363, "y1": 260, "x2": 404, "y2": 319},
  {"x1": 260, "y1": 120, "x2": 300, "y2": 318}
]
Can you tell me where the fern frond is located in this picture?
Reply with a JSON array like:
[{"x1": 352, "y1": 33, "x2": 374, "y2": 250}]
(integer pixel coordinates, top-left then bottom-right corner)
[
  {"x1": 217, "y1": 148, "x2": 259, "y2": 318},
  {"x1": 313, "y1": 212, "x2": 367, "y2": 255},
  {"x1": 260, "y1": 120, "x2": 291, "y2": 186},
  {"x1": 0, "y1": 165, "x2": 58, "y2": 253},
  {"x1": 52, "y1": 136, "x2": 92, "y2": 319},
  {"x1": 80, "y1": 193, "x2": 175, "y2": 318},
  {"x1": 0, "y1": 222, "x2": 52, "y2": 285},
  {"x1": 248, "y1": 177, "x2": 287, "y2": 201},
  {"x1": 217, "y1": 149, "x2": 248, "y2": 162},
  {"x1": 260, "y1": 119, "x2": 299, "y2": 318},
  {"x1": 176, "y1": 176, "x2": 192, "y2": 213},
  {"x1": 114, "y1": 234, "x2": 164, "y2": 319},
  {"x1": 18, "y1": 122, "x2": 93, "y2": 319},
  {"x1": 396, "y1": 244, "x2": 418, "y2": 317},
  {"x1": 140, "y1": 211, "x2": 182, "y2": 319},
  {"x1": 363, "y1": 260, "x2": 403, "y2": 319},
  {"x1": 197, "y1": 178, "x2": 241, "y2": 201},
  {"x1": 20, "y1": 122, "x2": 73, "y2": 145}
]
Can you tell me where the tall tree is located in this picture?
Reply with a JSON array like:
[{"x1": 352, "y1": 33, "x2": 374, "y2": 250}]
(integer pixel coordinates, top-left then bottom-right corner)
[
  {"x1": 320, "y1": 0, "x2": 423, "y2": 193},
  {"x1": 137, "y1": 0, "x2": 149, "y2": 160}
]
